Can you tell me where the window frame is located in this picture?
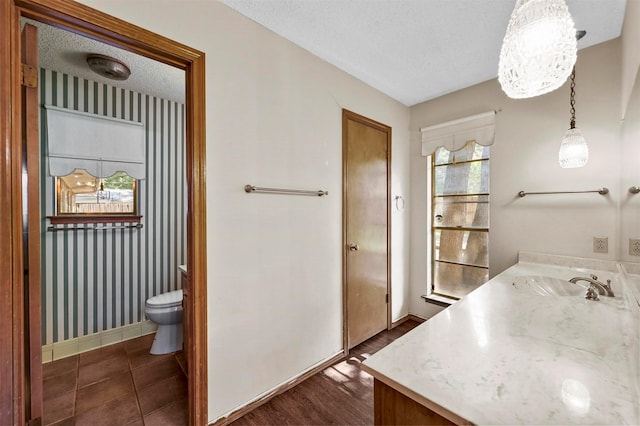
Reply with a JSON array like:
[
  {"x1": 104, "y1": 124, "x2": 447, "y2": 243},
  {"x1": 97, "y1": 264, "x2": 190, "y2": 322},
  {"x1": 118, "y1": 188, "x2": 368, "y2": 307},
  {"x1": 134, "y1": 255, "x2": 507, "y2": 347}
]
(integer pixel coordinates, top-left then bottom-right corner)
[
  {"x1": 55, "y1": 172, "x2": 139, "y2": 216},
  {"x1": 50, "y1": 170, "x2": 141, "y2": 224},
  {"x1": 428, "y1": 143, "x2": 490, "y2": 301}
]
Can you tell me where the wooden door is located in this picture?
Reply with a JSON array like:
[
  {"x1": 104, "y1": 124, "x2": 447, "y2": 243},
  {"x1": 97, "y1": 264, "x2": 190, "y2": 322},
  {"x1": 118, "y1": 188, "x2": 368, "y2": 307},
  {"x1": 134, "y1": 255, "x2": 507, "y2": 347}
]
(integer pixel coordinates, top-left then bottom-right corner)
[
  {"x1": 343, "y1": 110, "x2": 391, "y2": 350},
  {"x1": 22, "y1": 22, "x2": 43, "y2": 424}
]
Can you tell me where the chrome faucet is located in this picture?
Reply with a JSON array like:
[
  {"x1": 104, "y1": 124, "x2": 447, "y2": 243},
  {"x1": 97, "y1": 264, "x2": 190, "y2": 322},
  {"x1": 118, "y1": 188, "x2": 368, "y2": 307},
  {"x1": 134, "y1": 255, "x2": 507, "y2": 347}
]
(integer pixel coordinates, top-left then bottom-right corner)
[{"x1": 568, "y1": 276, "x2": 615, "y2": 297}]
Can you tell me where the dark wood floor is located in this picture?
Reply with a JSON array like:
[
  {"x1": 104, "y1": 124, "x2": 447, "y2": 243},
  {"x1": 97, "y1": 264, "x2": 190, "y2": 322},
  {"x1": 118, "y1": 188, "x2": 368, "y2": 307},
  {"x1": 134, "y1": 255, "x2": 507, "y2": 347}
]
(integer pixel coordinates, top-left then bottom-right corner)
[
  {"x1": 42, "y1": 319, "x2": 420, "y2": 426},
  {"x1": 42, "y1": 333, "x2": 188, "y2": 426},
  {"x1": 231, "y1": 319, "x2": 421, "y2": 426}
]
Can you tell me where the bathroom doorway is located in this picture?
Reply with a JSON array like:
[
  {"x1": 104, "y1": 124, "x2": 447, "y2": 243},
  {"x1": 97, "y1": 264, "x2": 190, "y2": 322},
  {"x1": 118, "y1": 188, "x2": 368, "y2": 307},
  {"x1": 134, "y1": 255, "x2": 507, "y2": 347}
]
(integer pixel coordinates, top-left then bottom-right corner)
[{"x1": 1, "y1": 1, "x2": 207, "y2": 425}]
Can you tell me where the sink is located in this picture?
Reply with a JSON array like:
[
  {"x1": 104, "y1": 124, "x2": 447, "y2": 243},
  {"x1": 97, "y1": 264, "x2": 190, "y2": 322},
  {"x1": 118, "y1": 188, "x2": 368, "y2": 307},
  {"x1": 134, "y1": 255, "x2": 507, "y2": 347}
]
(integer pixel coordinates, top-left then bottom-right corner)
[{"x1": 511, "y1": 275, "x2": 585, "y2": 296}]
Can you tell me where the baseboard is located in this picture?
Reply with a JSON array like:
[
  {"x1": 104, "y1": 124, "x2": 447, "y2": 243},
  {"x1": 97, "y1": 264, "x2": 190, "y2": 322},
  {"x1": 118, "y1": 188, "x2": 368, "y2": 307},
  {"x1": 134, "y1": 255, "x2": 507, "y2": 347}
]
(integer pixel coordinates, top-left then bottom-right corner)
[
  {"x1": 391, "y1": 314, "x2": 426, "y2": 329},
  {"x1": 41, "y1": 320, "x2": 158, "y2": 363},
  {"x1": 209, "y1": 350, "x2": 345, "y2": 426}
]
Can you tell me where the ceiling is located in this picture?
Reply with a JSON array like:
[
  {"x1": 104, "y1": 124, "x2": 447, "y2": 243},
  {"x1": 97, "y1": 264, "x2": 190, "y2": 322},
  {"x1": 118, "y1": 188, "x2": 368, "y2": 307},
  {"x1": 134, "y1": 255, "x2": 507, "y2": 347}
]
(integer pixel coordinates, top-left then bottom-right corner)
[
  {"x1": 25, "y1": 1, "x2": 627, "y2": 107},
  {"x1": 23, "y1": 18, "x2": 185, "y2": 104},
  {"x1": 220, "y1": 0, "x2": 627, "y2": 106}
]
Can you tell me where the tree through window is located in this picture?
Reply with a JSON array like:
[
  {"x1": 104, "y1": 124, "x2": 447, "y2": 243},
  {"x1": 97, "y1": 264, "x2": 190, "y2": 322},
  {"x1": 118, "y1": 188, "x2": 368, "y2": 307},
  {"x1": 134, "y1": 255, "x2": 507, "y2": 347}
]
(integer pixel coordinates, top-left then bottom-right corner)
[{"x1": 431, "y1": 141, "x2": 489, "y2": 299}]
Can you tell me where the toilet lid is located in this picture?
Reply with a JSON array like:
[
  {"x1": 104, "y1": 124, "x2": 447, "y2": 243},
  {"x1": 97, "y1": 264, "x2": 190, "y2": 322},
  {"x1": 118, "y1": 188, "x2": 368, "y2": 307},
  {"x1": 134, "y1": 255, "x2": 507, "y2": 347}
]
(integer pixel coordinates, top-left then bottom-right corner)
[{"x1": 146, "y1": 289, "x2": 183, "y2": 308}]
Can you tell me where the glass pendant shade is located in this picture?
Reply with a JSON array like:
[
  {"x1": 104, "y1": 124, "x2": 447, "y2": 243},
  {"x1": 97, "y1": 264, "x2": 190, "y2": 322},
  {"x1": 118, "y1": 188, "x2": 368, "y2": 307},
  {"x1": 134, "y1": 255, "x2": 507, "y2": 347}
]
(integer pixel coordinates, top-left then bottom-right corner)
[
  {"x1": 498, "y1": 0, "x2": 577, "y2": 99},
  {"x1": 559, "y1": 128, "x2": 589, "y2": 168}
]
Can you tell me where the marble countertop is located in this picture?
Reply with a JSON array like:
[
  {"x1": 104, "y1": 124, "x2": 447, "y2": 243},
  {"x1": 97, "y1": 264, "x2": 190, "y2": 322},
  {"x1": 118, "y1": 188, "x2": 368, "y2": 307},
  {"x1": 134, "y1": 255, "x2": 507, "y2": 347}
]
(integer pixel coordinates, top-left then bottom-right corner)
[{"x1": 362, "y1": 252, "x2": 640, "y2": 425}]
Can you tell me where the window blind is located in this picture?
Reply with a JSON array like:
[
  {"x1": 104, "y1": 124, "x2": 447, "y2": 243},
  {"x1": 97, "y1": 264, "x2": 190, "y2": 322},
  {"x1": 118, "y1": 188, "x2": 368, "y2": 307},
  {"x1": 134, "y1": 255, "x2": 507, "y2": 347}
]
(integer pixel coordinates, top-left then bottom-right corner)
[
  {"x1": 45, "y1": 104, "x2": 146, "y2": 179},
  {"x1": 420, "y1": 110, "x2": 496, "y2": 156}
]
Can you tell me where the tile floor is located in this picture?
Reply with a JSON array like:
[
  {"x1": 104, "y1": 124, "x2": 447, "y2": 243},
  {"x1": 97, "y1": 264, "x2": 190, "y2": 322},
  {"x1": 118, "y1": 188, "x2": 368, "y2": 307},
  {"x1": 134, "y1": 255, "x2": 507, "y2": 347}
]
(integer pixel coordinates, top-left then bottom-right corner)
[{"x1": 42, "y1": 333, "x2": 188, "y2": 426}]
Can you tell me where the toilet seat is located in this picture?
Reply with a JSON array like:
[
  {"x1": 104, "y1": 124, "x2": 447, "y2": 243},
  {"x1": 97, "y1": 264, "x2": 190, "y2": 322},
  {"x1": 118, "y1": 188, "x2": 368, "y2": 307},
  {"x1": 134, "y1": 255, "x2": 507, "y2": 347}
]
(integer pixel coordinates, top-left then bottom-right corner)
[{"x1": 146, "y1": 289, "x2": 183, "y2": 308}]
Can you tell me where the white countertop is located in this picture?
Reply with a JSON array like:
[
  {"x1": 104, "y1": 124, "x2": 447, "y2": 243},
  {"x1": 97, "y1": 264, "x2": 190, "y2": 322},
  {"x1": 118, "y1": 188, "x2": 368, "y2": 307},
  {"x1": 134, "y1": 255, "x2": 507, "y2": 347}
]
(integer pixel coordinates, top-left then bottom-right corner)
[{"x1": 362, "y1": 252, "x2": 640, "y2": 425}]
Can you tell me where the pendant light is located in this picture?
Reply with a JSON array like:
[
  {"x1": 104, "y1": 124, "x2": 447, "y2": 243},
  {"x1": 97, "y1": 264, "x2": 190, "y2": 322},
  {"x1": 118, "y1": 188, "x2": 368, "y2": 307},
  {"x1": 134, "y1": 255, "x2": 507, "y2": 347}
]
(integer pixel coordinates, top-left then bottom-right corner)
[
  {"x1": 559, "y1": 31, "x2": 588, "y2": 168},
  {"x1": 498, "y1": 0, "x2": 577, "y2": 99}
]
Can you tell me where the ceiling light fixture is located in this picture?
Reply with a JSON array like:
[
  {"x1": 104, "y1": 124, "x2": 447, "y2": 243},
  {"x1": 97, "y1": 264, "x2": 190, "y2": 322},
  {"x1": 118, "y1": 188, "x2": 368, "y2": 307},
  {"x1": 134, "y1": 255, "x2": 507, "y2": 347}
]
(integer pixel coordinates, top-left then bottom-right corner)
[
  {"x1": 86, "y1": 54, "x2": 131, "y2": 81},
  {"x1": 559, "y1": 34, "x2": 588, "y2": 169},
  {"x1": 498, "y1": 0, "x2": 577, "y2": 99}
]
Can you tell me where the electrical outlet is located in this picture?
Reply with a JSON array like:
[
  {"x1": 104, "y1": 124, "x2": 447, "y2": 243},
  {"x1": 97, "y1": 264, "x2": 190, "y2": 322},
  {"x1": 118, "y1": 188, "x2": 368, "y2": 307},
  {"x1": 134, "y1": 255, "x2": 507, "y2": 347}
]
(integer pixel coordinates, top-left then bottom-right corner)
[
  {"x1": 630, "y1": 238, "x2": 640, "y2": 256},
  {"x1": 593, "y1": 237, "x2": 608, "y2": 253}
]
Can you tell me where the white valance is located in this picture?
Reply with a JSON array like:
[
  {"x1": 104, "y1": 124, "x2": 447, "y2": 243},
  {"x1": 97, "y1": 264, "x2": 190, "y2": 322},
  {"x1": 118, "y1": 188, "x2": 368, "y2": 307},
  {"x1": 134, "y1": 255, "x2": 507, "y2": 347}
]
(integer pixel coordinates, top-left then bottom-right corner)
[
  {"x1": 420, "y1": 110, "x2": 496, "y2": 156},
  {"x1": 45, "y1": 105, "x2": 146, "y2": 179}
]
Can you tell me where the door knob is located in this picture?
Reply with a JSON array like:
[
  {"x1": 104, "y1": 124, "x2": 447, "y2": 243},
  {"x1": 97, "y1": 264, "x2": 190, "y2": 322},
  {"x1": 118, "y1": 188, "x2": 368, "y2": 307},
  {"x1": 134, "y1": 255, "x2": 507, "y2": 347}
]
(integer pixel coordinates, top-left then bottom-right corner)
[{"x1": 348, "y1": 243, "x2": 359, "y2": 251}]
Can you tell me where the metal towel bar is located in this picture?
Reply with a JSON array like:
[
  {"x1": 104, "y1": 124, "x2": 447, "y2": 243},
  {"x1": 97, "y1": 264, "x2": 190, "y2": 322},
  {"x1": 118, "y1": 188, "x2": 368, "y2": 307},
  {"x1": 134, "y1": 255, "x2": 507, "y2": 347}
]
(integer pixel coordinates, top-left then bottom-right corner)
[
  {"x1": 244, "y1": 184, "x2": 328, "y2": 197},
  {"x1": 517, "y1": 188, "x2": 609, "y2": 197},
  {"x1": 47, "y1": 223, "x2": 143, "y2": 232}
]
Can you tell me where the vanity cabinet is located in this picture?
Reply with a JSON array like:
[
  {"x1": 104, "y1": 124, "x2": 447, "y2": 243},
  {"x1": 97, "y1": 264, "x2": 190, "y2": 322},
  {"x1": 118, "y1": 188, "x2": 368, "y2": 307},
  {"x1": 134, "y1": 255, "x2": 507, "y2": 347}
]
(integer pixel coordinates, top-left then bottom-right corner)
[
  {"x1": 374, "y1": 380, "x2": 455, "y2": 425},
  {"x1": 181, "y1": 267, "x2": 189, "y2": 375},
  {"x1": 362, "y1": 252, "x2": 639, "y2": 425}
]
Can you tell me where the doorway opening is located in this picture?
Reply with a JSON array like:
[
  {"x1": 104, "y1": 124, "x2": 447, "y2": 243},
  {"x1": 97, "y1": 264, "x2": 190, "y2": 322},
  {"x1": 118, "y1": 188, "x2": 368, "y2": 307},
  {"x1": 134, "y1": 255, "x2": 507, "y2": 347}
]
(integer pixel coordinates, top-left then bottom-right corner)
[
  {"x1": 29, "y1": 16, "x2": 189, "y2": 423},
  {"x1": 2, "y1": 1, "x2": 207, "y2": 425}
]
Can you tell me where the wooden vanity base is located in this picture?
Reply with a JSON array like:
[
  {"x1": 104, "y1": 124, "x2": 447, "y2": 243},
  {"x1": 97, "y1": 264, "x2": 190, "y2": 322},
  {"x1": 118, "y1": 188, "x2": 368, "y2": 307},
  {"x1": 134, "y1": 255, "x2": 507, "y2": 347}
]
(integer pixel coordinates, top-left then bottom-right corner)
[{"x1": 374, "y1": 379, "x2": 456, "y2": 425}]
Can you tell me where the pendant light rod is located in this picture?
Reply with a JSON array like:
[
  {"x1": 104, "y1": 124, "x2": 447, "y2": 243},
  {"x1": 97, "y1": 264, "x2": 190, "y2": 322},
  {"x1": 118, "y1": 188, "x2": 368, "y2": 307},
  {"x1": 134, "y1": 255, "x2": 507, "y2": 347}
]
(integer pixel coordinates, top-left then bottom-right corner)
[
  {"x1": 558, "y1": 30, "x2": 589, "y2": 169},
  {"x1": 568, "y1": 30, "x2": 586, "y2": 130},
  {"x1": 569, "y1": 67, "x2": 577, "y2": 129}
]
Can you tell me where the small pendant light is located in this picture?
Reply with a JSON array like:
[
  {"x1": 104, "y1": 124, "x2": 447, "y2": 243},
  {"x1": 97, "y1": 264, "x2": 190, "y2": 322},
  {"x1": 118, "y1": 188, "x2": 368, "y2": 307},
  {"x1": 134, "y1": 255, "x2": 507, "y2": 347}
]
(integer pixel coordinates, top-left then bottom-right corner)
[{"x1": 559, "y1": 32, "x2": 588, "y2": 168}]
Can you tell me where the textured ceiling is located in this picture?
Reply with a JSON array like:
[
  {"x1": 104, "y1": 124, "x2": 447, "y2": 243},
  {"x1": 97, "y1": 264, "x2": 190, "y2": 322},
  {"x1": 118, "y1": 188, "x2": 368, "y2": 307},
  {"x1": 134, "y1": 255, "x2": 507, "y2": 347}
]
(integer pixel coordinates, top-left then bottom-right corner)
[
  {"x1": 24, "y1": 18, "x2": 185, "y2": 104},
  {"x1": 221, "y1": 0, "x2": 627, "y2": 106},
  {"x1": 25, "y1": 1, "x2": 627, "y2": 107}
]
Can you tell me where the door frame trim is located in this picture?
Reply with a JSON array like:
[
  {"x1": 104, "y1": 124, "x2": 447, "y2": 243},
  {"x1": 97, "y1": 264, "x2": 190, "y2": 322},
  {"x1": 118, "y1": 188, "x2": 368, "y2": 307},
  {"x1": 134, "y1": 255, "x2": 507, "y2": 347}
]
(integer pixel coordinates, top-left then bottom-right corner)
[
  {"x1": 341, "y1": 109, "x2": 392, "y2": 353},
  {"x1": 22, "y1": 22, "x2": 43, "y2": 422},
  {"x1": 1, "y1": 1, "x2": 208, "y2": 424}
]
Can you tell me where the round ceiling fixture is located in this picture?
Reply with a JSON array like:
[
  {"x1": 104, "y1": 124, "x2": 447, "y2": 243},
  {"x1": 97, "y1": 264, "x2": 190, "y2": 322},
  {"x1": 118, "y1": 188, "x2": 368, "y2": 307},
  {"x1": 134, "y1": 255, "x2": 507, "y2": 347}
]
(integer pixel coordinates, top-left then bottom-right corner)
[{"x1": 86, "y1": 54, "x2": 131, "y2": 80}]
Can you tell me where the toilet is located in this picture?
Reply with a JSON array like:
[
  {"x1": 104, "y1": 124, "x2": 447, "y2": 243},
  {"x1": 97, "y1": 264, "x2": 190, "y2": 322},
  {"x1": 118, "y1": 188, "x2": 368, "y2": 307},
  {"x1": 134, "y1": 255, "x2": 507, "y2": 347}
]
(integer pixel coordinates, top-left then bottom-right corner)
[{"x1": 145, "y1": 289, "x2": 184, "y2": 355}]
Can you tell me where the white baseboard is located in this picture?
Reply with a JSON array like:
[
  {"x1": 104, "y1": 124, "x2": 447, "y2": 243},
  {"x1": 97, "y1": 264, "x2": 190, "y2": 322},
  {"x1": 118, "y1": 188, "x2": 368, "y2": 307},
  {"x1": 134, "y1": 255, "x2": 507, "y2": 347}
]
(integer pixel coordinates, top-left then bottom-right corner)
[{"x1": 42, "y1": 320, "x2": 158, "y2": 363}]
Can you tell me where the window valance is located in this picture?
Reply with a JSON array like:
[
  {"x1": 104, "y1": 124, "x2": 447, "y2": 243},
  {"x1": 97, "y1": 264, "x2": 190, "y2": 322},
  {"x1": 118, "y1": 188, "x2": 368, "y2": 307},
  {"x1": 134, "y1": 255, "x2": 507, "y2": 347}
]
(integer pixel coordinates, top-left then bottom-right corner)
[
  {"x1": 420, "y1": 110, "x2": 496, "y2": 156},
  {"x1": 45, "y1": 105, "x2": 146, "y2": 179}
]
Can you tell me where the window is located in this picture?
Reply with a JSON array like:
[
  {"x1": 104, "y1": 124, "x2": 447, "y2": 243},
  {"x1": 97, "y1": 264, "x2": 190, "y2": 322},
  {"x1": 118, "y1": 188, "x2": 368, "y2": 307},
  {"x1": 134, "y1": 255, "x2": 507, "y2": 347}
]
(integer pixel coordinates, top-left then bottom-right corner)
[
  {"x1": 430, "y1": 141, "x2": 489, "y2": 300},
  {"x1": 44, "y1": 105, "x2": 145, "y2": 222},
  {"x1": 56, "y1": 169, "x2": 137, "y2": 215},
  {"x1": 419, "y1": 110, "x2": 495, "y2": 302}
]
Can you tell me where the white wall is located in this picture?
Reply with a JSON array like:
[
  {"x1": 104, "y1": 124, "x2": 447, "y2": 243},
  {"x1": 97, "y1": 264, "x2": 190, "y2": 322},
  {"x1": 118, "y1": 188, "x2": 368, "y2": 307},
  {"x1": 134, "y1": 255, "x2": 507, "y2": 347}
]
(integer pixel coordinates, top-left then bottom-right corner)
[
  {"x1": 621, "y1": 0, "x2": 640, "y2": 117},
  {"x1": 77, "y1": 0, "x2": 410, "y2": 422},
  {"x1": 409, "y1": 39, "x2": 622, "y2": 319},
  {"x1": 620, "y1": 0, "x2": 640, "y2": 261},
  {"x1": 620, "y1": 71, "x2": 640, "y2": 262}
]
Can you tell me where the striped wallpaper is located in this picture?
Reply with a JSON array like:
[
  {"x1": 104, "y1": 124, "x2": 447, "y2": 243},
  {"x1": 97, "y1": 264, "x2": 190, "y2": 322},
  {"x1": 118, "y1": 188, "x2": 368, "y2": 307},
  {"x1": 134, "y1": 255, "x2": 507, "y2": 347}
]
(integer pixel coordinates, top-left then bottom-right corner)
[{"x1": 39, "y1": 68, "x2": 186, "y2": 345}]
